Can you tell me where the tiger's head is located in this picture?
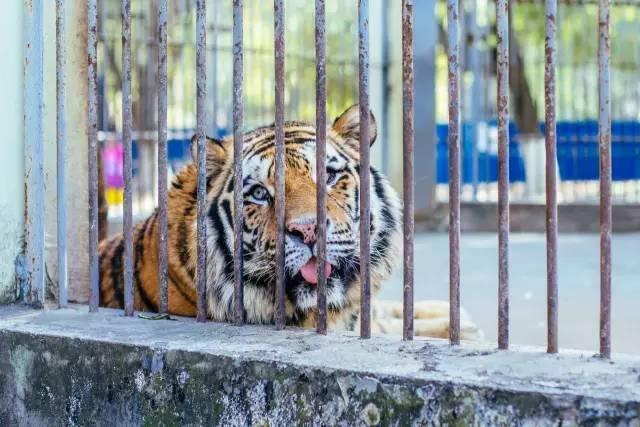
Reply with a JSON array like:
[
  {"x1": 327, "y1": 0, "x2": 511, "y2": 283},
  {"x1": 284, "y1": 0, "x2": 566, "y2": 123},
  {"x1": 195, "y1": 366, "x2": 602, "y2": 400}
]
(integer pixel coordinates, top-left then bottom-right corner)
[{"x1": 193, "y1": 105, "x2": 401, "y2": 327}]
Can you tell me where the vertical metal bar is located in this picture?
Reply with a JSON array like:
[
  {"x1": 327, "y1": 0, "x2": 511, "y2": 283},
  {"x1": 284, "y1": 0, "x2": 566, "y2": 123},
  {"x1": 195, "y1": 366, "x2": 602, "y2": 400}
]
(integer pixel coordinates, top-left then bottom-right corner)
[
  {"x1": 56, "y1": 0, "x2": 68, "y2": 308},
  {"x1": 545, "y1": 0, "x2": 559, "y2": 354},
  {"x1": 233, "y1": 0, "x2": 245, "y2": 324},
  {"x1": 402, "y1": 0, "x2": 415, "y2": 341},
  {"x1": 122, "y1": 0, "x2": 134, "y2": 317},
  {"x1": 196, "y1": 0, "x2": 208, "y2": 322},
  {"x1": 359, "y1": 0, "x2": 371, "y2": 339},
  {"x1": 158, "y1": 0, "x2": 169, "y2": 314},
  {"x1": 598, "y1": 0, "x2": 612, "y2": 359},
  {"x1": 274, "y1": 0, "x2": 286, "y2": 330},
  {"x1": 88, "y1": 0, "x2": 100, "y2": 312},
  {"x1": 447, "y1": 0, "x2": 461, "y2": 345},
  {"x1": 24, "y1": 0, "x2": 45, "y2": 308},
  {"x1": 496, "y1": 0, "x2": 510, "y2": 350},
  {"x1": 315, "y1": 0, "x2": 328, "y2": 335}
]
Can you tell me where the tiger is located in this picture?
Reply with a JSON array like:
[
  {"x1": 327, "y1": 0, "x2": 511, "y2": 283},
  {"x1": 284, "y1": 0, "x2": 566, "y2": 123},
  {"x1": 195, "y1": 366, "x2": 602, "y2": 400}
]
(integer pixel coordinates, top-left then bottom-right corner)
[{"x1": 98, "y1": 104, "x2": 481, "y2": 339}]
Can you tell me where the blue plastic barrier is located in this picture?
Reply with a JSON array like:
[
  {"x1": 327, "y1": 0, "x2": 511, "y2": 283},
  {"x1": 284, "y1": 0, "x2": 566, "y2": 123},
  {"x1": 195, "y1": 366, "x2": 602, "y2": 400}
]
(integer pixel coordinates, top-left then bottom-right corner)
[
  {"x1": 128, "y1": 122, "x2": 639, "y2": 183},
  {"x1": 436, "y1": 121, "x2": 526, "y2": 184},
  {"x1": 542, "y1": 120, "x2": 640, "y2": 181}
]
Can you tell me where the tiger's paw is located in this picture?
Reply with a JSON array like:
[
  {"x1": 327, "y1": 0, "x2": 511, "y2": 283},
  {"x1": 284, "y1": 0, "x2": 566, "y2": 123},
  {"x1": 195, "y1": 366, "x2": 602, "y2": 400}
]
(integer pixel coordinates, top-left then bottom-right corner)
[{"x1": 371, "y1": 299, "x2": 484, "y2": 341}]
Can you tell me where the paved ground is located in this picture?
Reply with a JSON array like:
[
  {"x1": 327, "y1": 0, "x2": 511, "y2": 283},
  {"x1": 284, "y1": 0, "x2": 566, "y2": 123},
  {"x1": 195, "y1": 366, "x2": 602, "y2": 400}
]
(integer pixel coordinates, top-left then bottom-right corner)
[{"x1": 379, "y1": 232, "x2": 640, "y2": 355}]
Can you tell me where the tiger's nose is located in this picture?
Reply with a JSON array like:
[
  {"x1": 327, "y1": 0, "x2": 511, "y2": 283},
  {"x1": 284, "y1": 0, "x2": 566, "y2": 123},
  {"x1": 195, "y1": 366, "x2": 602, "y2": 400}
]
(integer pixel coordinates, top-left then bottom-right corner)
[{"x1": 287, "y1": 219, "x2": 317, "y2": 245}]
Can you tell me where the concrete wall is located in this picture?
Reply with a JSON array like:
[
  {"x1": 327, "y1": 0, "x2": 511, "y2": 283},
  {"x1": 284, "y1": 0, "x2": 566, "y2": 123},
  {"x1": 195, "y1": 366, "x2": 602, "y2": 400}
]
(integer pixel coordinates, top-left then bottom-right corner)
[
  {"x1": 1, "y1": 306, "x2": 639, "y2": 426},
  {"x1": 0, "y1": 2, "x2": 25, "y2": 304}
]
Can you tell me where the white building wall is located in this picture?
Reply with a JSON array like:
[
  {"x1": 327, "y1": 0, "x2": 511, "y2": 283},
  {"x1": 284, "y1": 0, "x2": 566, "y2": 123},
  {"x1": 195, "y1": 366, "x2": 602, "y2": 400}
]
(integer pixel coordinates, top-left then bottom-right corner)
[{"x1": 0, "y1": 2, "x2": 25, "y2": 303}]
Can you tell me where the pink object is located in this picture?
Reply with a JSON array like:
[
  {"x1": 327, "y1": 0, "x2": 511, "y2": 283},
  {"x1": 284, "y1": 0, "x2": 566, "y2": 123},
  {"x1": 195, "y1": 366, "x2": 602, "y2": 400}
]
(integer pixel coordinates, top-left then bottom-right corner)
[{"x1": 103, "y1": 141, "x2": 124, "y2": 188}]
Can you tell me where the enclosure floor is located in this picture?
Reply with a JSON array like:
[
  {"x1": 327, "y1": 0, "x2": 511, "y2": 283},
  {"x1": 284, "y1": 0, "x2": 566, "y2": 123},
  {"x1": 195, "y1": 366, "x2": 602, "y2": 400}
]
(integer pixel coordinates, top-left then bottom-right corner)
[{"x1": 381, "y1": 232, "x2": 640, "y2": 355}]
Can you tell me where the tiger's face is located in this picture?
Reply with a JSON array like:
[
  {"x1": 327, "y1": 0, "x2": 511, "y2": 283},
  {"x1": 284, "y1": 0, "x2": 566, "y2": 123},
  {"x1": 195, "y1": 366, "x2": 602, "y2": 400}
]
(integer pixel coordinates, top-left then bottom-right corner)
[{"x1": 199, "y1": 105, "x2": 400, "y2": 324}]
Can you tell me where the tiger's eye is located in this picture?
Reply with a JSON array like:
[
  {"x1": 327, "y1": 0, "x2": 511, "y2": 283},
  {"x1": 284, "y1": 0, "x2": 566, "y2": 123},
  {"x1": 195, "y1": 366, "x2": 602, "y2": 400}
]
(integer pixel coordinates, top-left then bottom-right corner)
[{"x1": 251, "y1": 186, "x2": 269, "y2": 201}]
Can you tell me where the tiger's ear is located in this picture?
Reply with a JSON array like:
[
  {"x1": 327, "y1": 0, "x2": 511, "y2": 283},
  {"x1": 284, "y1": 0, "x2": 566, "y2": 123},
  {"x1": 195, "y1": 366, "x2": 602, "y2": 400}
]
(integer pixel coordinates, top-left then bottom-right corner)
[
  {"x1": 190, "y1": 134, "x2": 229, "y2": 174},
  {"x1": 331, "y1": 104, "x2": 377, "y2": 147}
]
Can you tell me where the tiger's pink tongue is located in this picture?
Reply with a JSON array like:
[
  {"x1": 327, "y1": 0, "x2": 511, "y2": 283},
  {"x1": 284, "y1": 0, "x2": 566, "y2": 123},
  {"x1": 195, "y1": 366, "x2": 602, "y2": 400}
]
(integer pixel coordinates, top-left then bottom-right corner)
[{"x1": 300, "y1": 257, "x2": 332, "y2": 285}]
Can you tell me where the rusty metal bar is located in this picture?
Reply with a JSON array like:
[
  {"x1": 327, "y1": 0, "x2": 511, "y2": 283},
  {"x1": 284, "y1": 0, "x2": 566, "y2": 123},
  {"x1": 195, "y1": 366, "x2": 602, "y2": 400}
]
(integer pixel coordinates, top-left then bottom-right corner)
[
  {"x1": 24, "y1": 0, "x2": 45, "y2": 308},
  {"x1": 158, "y1": 0, "x2": 169, "y2": 314},
  {"x1": 88, "y1": 0, "x2": 99, "y2": 312},
  {"x1": 402, "y1": 0, "x2": 414, "y2": 341},
  {"x1": 196, "y1": 0, "x2": 208, "y2": 322},
  {"x1": 544, "y1": 0, "x2": 559, "y2": 354},
  {"x1": 274, "y1": 0, "x2": 286, "y2": 330},
  {"x1": 447, "y1": 0, "x2": 461, "y2": 345},
  {"x1": 358, "y1": 0, "x2": 371, "y2": 339},
  {"x1": 122, "y1": 0, "x2": 134, "y2": 317},
  {"x1": 56, "y1": 0, "x2": 68, "y2": 308},
  {"x1": 233, "y1": 0, "x2": 245, "y2": 324},
  {"x1": 598, "y1": 0, "x2": 612, "y2": 359},
  {"x1": 496, "y1": 0, "x2": 510, "y2": 350},
  {"x1": 315, "y1": 0, "x2": 328, "y2": 335}
]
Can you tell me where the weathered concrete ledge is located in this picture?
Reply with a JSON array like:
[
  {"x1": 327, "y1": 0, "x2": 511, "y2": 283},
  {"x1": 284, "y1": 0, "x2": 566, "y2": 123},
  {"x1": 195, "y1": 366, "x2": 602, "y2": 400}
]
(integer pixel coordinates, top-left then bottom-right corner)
[{"x1": 1, "y1": 305, "x2": 639, "y2": 426}]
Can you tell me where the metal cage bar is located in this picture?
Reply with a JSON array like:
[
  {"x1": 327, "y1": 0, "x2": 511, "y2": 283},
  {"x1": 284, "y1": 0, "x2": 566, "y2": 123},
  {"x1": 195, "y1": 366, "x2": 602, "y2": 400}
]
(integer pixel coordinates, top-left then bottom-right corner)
[
  {"x1": 447, "y1": 0, "x2": 461, "y2": 346},
  {"x1": 274, "y1": 0, "x2": 287, "y2": 330},
  {"x1": 196, "y1": 0, "x2": 208, "y2": 322},
  {"x1": 315, "y1": 0, "x2": 328, "y2": 335},
  {"x1": 496, "y1": 0, "x2": 510, "y2": 350},
  {"x1": 402, "y1": 0, "x2": 415, "y2": 342},
  {"x1": 598, "y1": 0, "x2": 612, "y2": 359},
  {"x1": 122, "y1": 0, "x2": 134, "y2": 317},
  {"x1": 544, "y1": 0, "x2": 559, "y2": 354},
  {"x1": 24, "y1": 0, "x2": 45, "y2": 308},
  {"x1": 56, "y1": 0, "x2": 68, "y2": 308},
  {"x1": 88, "y1": 0, "x2": 100, "y2": 313},
  {"x1": 233, "y1": 0, "x2": 245, "y2": 324},
  {"x1": 158, "y1": 0, "x2": 169, "y2": 314},
  {"x1": 358, "y1": 0, "x2": 372, "y2": 339}
]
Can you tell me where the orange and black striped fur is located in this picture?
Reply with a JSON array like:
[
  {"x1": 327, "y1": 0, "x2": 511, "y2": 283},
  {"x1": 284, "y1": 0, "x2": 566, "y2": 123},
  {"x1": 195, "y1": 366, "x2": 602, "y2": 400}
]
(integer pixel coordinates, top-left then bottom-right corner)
[{"x1": 98, "y1": 104, "x2": 402, "y2": 330}]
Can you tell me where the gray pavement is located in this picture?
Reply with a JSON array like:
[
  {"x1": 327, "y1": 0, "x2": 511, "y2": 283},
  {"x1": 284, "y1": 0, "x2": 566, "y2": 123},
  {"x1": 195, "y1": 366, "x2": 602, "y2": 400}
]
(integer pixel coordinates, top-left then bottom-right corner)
[{"x1": 379, "y1": 232, "x2": 640, "y2": 355}]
